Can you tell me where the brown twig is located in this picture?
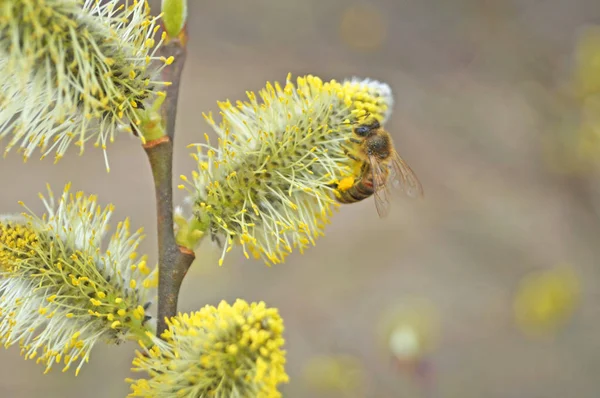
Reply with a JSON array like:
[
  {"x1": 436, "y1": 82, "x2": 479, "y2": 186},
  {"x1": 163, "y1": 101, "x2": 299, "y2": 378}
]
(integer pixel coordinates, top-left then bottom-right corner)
[
  {"x1": 144, "y1": 137, "x2": 194, "y2": 335},
  {"x1": 144, "y1": 29, "x2": 194, "y2": 336},
  {"x1": 161, "y1": 30, "x2": 188, "y2": 140}
]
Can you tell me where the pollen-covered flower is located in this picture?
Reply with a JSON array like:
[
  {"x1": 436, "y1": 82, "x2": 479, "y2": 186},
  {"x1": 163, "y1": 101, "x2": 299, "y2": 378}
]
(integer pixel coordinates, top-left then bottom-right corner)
[
  {"x1": 179, "y1": 74, "x2": 394, "y2": 265},
  {"x1": 128, "y1": 299, "x2": 288, "y2": 398},
  {"x1": 0, "y1": 0, "x2": 172, "y2": 168},
  {"x1": 0, "y1": 184, "x2": 157, "y2": 375}
]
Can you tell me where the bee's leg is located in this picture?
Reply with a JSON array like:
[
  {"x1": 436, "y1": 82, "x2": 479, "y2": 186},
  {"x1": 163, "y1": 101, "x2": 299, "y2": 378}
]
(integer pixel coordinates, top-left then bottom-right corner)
[
  {"x1": 209, "y1": 223, "x2": 223, "y2": 248},
  {"x1": 130, "y1": 122, "x2": 140, "y2": 137},
  {"x1": 211, "y1": 233, "x2": 223, "y2": 248},
  {"x1": 342, "y1": 146, "x2": 360, "y2": 161},
  {"x1": 360, "y1": 162, "x2": 369, "y2": 174},
  {"x1": 327, "y1": 146, "x2": 358, "y2": 190},
  {"x1": 348, "y1": 137, "x2": 362, "y2": 144}
]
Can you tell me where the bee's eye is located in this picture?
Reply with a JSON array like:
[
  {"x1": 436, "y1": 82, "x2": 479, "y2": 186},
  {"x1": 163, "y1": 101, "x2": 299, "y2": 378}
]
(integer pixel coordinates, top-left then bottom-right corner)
[{"x1": 355, "y1": 126, "x2": 370, "y2": 136}]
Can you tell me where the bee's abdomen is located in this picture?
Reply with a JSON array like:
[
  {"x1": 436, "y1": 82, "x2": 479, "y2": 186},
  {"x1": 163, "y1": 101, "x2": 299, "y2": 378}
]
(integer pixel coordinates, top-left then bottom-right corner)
[{"x1": 336, "y1": 178, "x2": 375, "y2": 203}]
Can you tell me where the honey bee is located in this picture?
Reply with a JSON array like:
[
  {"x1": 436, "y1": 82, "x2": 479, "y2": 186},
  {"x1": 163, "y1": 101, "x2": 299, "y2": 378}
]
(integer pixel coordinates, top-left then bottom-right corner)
[{"x1": 335, "y1": 118, "x2": 423, "y2": 217}]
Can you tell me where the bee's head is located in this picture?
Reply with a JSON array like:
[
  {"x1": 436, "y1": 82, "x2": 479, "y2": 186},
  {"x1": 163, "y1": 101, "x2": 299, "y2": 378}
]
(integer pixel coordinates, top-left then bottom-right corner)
[{"x1": 354, "y1": 119, "x2": 380, "y2": 137}]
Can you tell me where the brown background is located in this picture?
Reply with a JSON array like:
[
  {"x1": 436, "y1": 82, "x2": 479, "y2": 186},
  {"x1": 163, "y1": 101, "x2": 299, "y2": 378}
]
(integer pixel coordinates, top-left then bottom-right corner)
[{"x1": 1, "y1": 0, "x2": 600, "y2": 397}]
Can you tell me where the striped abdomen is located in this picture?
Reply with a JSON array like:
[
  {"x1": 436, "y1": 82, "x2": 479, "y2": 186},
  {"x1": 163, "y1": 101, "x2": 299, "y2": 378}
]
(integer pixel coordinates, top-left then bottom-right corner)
[{"x1": 335, "y1": 174, "x2": 375, "y2": 203}]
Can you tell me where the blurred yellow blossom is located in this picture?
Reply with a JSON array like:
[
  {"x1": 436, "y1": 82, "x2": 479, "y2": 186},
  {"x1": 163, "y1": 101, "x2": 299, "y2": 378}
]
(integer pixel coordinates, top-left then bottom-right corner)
[
  {"x1": 513, "y1": 265, "x2": 580, "y2": 338},
  {"x1": 541, "y1": 25, "x2": 600, "y2": 174},
  {"x1": 573, "y1": 25, "x2": 600, "y2": 98},
  {"x1": 302, "y1": 354, "x2": 365, "y2": 395}
]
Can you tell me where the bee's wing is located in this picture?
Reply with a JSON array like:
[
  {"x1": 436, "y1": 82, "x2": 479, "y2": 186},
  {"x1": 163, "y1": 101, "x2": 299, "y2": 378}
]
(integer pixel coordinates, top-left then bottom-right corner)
[
  {"x1": 389, "y1": 149, "x2": 424, "y2": 198},
  {"x1": 367, "y1": 154, "x2": 392, "y2": 218}
]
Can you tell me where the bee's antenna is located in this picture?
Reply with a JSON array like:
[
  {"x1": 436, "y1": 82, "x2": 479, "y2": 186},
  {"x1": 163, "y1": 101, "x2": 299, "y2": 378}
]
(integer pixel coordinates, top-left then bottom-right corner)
[{"x1": 341, "y1": 111, "x2": 374, "y2": 127}]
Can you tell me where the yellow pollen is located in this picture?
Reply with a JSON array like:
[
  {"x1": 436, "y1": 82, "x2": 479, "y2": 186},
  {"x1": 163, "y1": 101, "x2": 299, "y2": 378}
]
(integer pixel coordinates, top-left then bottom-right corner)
[{"x1": 337, "y1": 176, "x2": 355, "y2": 191}]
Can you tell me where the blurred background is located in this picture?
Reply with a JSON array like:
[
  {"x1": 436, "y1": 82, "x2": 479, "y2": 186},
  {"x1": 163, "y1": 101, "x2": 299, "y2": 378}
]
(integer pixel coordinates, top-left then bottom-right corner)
[{"x1": 1, "y1": 0, "x2": 600, "y2": 396}]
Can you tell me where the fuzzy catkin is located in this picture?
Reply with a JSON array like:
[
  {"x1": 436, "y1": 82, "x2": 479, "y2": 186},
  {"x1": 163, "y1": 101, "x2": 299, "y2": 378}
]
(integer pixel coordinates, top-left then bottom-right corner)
[
  {"x1": 128, "y1": 300, "x2": 288, "y2": 398},
  {"x1": 0, "y1": 0, "x2": 171, "y2": 168},
  {"x1": 0, "y1": 184, "x2": 157, "y2": 375},
  {"x1": 181, "y1": 74, "x2": 394, "y2": 266}
]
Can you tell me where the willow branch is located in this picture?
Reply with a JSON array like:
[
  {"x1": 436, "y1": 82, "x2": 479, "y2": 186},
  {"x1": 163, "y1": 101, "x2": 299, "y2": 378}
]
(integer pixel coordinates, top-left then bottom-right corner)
[
  {"x1": 160, "y1": 32, "x2": 187, "y2": 140},
  {"x1": 144, "y1": 29, "x2": 194, "y2": 336}
]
